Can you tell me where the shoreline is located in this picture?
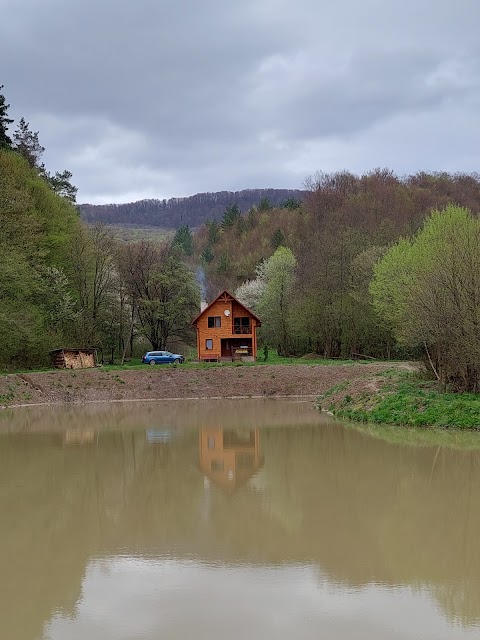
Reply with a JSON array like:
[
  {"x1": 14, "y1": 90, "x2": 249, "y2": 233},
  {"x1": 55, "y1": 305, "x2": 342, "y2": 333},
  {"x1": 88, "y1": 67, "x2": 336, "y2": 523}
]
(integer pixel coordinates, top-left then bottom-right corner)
[
  {"x1": 4, "y1": 363, "x2": 478, "y2": 431},
  {"x1": 318, "y1": 370, "x2": 480, "y2": 430},
  {"x1": 4, "y1": 393, "x2": 320, "y2": 410},
  {"x1": 0, "y1": 362, "x2": 395, "y2": 409}
]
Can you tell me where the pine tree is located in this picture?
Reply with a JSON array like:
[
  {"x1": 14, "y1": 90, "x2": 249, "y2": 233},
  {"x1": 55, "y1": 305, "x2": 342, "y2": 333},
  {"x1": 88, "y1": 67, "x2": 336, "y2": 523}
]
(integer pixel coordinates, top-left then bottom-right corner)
[
  {"x1": 258, "y1": 196, "x2": 272, "y2": 211},
  {"x1": 46, "y1": 169, "x2": 78, "y2": 203},
  {"x1": 13, "y1": 117, "x2": 45, "y2": 169},
  {"x1": 0, "y1": 85, "x2": 13, "y2": 149},
  {"x1": 221, "y1": 204, "x2": 241, "y2": 229},
  {"x1": 271, "y1": 228, "x2": 286, "y2": 250},
  {"x1": 282, "y1": 197, "x2": 300, "y2": 210},
  {"x1": 172, "y1": 225, "x2": 193, "y2": 255}
]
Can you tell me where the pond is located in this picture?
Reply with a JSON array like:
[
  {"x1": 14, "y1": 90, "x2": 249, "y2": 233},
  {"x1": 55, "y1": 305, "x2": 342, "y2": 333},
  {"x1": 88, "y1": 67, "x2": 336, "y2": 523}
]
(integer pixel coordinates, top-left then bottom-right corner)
[{"x1": 0, "y1": 398, "x2": 479, "y2": 640}]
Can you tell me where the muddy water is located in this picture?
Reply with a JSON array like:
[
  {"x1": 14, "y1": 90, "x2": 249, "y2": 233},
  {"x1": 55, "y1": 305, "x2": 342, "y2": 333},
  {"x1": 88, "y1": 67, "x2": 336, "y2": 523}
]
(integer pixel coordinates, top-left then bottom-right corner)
[{"x1": 0, "y1": 398, "x2": 479, "y2": 640}]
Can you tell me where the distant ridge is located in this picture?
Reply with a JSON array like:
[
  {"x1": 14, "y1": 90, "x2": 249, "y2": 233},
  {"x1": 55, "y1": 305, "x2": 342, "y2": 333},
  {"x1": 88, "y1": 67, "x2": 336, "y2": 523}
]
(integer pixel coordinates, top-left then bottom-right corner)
[{"x1": 79, "y1": 188, "x2": 306, "y2": 228}]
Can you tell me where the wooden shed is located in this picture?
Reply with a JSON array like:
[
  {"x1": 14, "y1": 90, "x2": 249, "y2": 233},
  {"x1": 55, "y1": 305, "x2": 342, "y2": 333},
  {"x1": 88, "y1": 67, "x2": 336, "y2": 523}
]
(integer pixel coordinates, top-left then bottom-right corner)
[
  {"x1": 192, "y1": 290, "x2": 261, "y2": 362},
  {"x1": 49, "y1": 348, "x2": 97, "y2": 369}
]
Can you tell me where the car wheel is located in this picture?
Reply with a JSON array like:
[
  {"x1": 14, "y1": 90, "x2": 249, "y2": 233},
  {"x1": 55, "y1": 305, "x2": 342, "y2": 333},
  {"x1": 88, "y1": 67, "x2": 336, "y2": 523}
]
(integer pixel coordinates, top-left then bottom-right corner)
[
  {"x1": 149, "y1": 360, "x2": 156, "y2": 366},
  {"x1": 173, "y1": 358, "x2": 181, "y2": 364}
]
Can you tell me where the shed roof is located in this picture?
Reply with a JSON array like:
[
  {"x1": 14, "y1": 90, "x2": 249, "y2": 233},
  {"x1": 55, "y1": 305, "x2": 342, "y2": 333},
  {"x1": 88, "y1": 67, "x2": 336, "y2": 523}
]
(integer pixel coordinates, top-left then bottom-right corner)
[
  {"x1": 49, "y1": 348, "x2": 97, "y2": 355},
  {"x1": 192, "y1": 290, "x2": 261, "y2": 326}
]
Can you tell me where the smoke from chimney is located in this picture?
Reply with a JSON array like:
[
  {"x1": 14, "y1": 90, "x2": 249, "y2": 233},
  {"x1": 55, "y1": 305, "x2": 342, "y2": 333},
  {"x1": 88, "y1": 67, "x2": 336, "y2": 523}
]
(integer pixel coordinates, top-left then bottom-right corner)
[{"x1": 196, "y1": 266, "x2": 208, "y2": 311}]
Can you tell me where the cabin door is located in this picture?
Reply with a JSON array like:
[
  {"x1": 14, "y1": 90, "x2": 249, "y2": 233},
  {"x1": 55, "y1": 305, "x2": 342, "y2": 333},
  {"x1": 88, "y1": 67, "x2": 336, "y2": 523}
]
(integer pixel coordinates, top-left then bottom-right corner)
[{"x1": 221, "y1": 339, "x2": 231, "y2": 358}]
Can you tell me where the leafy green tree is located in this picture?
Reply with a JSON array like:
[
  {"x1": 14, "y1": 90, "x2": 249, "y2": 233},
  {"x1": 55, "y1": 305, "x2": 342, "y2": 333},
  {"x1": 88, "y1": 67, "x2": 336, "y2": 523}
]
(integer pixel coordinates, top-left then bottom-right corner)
[
  {"x1": 346, "y1": 245, "x2": 396, "y2": 358},
  {"x1": 0, "y1": 85, "x2": 13, "y2": 149},
  {"x1": 172, "y1": 225, "x2": 193, "y2": 256},
  {"x1": 0, "y1": 248, "x2": 46, "y2": 365},
  {"x1": 371, "y1": 205, "x2": 480, "y2": 391},
  {"x1": 257, "y1": 247, "x2": 297, "y2": 355},
  {"x1": 0, "y1": 148, "x2": 83, "y2": 367},
  {"x1": 13, "y1": 117, "x2": 45, "y2": 169}
]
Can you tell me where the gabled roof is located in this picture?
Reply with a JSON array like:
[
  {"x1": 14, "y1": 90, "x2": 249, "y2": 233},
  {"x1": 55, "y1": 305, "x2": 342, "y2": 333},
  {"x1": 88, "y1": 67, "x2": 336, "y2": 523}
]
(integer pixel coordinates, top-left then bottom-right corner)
[{"x1": 192, "y1": 289, "x2": 261, "y2": 325}]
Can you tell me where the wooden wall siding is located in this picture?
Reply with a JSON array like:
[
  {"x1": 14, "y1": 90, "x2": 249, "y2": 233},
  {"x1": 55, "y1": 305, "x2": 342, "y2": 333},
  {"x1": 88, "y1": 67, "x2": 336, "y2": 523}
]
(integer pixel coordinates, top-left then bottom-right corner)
[{"x1": 194, "y1": 294, "x2": 259, "y2": 361}]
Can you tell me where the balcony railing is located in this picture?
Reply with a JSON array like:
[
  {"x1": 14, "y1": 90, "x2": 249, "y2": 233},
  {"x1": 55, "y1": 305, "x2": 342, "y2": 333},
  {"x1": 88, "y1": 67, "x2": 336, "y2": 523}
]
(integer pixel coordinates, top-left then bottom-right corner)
[{"x1": 233, "y1": 324, "x2": 251, "y2": 334}]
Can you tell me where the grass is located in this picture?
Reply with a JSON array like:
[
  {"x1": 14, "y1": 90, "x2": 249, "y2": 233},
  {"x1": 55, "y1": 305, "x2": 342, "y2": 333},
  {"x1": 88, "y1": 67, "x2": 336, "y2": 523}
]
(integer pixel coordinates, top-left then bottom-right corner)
[
  {"x1": 98, "y1": 353, "x2": 375, "y2": 371},
  {"x1": 1, "y1": 351, "x2": 381, "y2": 376},
  {"x1": 324, "y1": 371, "x2": 480, "y2": 430},
  {"x1": 343, "y1": 420, "x2": 480, "y2": 450}
]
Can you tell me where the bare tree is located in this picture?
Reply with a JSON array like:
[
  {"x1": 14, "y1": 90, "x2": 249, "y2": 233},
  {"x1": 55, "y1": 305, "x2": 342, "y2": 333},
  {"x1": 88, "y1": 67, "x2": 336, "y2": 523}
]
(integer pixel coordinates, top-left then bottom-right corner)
[{"x1": 119, "y1": 241, "x2": 199, "y2": 351}]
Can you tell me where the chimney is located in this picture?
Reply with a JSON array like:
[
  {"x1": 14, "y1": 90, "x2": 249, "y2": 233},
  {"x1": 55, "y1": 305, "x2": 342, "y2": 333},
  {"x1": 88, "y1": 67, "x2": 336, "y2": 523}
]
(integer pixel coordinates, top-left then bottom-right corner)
[{"x1": 200, "y1": 300, "x2": 208, "y2": 312}]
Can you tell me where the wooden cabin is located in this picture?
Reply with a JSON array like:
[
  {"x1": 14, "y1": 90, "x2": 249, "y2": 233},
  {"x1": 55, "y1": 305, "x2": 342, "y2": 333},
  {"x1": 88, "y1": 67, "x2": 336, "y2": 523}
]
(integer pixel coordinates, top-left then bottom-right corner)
[
  {"x1": 49, "y1": 348, "x2": 97, "y2": 369},
  {"x1": 199, "y1": 427, "x2": 264, "y2": 493},
  {"x1": 192, "y1": 290, "x2": 261, "y2": 362}
]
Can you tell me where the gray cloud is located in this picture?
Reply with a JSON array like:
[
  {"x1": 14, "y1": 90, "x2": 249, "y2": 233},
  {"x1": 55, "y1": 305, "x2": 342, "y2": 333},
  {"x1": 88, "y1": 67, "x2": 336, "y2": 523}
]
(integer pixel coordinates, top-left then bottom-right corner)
[{"x1": 2, "y1": 0, "x2": 480, "y2": 203}]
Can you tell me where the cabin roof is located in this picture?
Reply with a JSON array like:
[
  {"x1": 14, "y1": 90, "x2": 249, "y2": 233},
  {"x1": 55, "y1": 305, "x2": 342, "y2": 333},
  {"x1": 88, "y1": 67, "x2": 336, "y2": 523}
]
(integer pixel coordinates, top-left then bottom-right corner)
[
  {"x1": 49, "y1": 348, "x2": 97, "y2": 355},
  {"x1": 192, "y1": 290, "x2": 261, "y2": 326}
]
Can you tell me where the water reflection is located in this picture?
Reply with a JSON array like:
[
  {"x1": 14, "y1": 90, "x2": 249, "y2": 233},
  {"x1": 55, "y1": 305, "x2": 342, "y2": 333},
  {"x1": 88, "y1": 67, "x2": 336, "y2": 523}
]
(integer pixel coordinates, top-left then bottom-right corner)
[
  {"x1": 199, "y1": 427, "x2": 264, "y2": 492},
  {"x1": 0, "y1": 399, "x2": 479, "y2": 640}
]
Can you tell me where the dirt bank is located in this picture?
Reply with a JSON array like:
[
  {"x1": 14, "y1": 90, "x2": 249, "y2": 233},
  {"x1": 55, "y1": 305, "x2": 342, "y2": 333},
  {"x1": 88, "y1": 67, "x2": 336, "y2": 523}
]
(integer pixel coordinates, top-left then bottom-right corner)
[{"x1": 0, "y1": 362, "x2": 407, "y2": 408}]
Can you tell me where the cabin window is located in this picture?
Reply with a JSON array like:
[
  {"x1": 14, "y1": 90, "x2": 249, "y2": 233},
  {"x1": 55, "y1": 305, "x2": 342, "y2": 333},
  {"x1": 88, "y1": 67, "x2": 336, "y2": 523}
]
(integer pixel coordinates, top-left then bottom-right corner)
[
  {"x1": 208, "y1": 316, "x2": 221, "y2": 328},
  {"x1": 233, "y1": 317, "x2": 251, "y2": 334},
  {"x1": 206, "y1": 339, "x2": 213, "y2": 350},
  {"x1": 211, "y1": 460, "x2": 224, "y2": 472},
  {"x1": 208, "y1": 436, "x2": 215, "y2": 450}
]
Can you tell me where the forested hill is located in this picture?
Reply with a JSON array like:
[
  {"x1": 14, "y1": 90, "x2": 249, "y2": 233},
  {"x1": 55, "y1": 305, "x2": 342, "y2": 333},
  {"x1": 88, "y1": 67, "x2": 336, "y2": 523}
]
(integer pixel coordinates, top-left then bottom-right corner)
[{"x1": 79, "y1": 188, "x2": 306, "y2": 228}]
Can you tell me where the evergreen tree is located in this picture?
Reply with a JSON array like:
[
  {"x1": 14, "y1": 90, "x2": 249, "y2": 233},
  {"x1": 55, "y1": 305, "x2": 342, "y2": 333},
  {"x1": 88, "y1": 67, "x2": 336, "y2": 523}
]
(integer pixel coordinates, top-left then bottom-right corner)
[
  {"x1": 282, "y1": 197, "x2": 300, "y2": 210},
  {"x1": 205, "y1": 219, "x2": 220, "y2": 244},
  {"x1": 258, "y1": 196, "x2": 272, "y2": 211},
  {"x1": 46, "y1": 169, "x2": 78, "y2": 203},
  {"x1": 172, "y1": 225, "x2": 193, "y2": 255},
  {"x1": 0, "y1": 85, "x2": 13, "y2": 149},
  {"x1": 13, "y1": 117, "x2": 45, "y2": 169},
  {"x1": 221, "y1": 203, "x2": 241, "y2": 229},
  {"x1": 216, "y1": 252, "x2": 231, "y2": 274},
  {"x1": 271, "y1": 228, "x2": 285, "y2": 250},
  {"x1": 236, "y1": 216, "x2": 247, "y2": 235},
  {"x1": 201, "y1": 246, "x2": 214, "y2": 263}
]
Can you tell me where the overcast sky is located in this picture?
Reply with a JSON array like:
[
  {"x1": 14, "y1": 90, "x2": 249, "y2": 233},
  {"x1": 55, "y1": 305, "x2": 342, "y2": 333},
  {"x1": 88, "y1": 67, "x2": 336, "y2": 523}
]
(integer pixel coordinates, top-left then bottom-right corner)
[{"x1": 1, "y1": 0, "x2": 479, "y2": 204}]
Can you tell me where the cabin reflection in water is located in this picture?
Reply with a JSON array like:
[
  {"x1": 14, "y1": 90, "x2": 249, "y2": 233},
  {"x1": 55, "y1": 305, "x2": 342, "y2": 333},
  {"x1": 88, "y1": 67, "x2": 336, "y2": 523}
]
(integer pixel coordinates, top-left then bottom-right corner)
[{"x1": 199, "y1": 427, "x2": 264, "y2": 492}]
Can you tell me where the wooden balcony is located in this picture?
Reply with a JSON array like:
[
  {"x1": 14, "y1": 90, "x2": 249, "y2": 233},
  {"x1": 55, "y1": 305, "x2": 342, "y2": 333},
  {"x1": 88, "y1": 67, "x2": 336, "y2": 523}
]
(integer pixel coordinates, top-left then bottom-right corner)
[{"x1": 232, "y1": 323, "x2": 252, "y2": 335}]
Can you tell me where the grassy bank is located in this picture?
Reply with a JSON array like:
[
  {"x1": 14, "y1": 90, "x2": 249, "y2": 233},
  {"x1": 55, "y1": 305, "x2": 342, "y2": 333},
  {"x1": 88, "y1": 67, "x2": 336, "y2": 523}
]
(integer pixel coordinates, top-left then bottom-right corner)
[
  {"x1": 318, "y1": 371, "x2": 480, "y2": 430},
  {"x1": 2, "y1": 352, "x2": 377, "y2": 376}
]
